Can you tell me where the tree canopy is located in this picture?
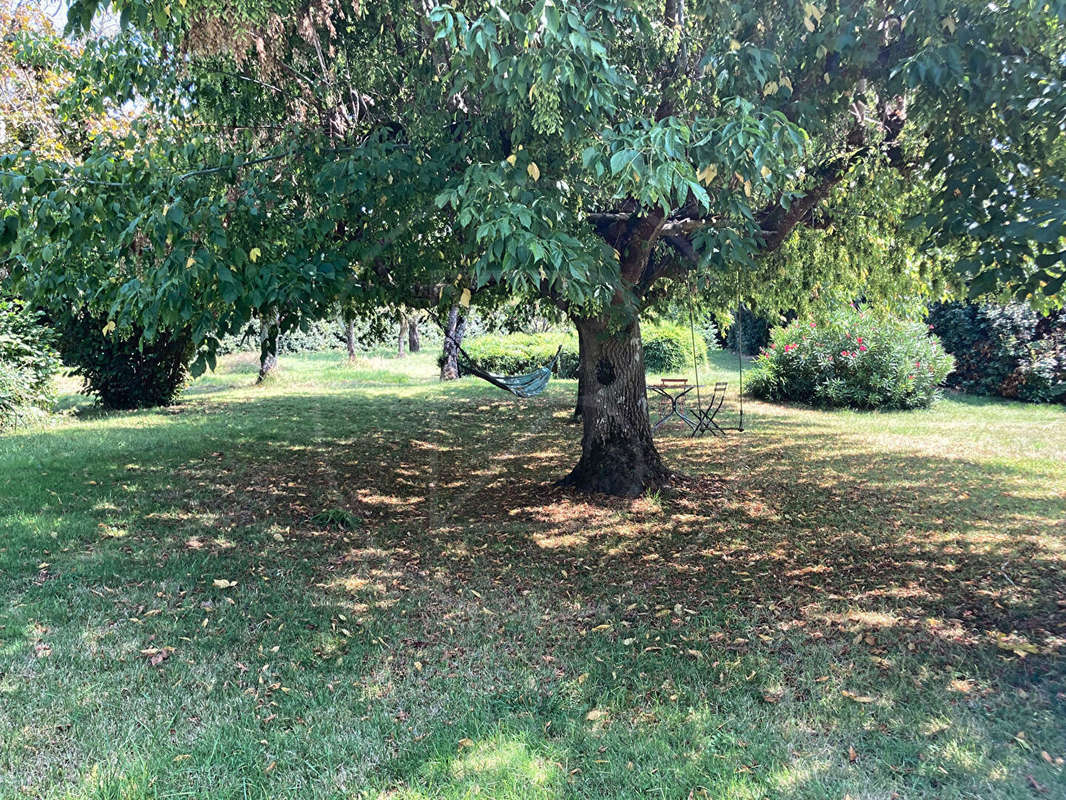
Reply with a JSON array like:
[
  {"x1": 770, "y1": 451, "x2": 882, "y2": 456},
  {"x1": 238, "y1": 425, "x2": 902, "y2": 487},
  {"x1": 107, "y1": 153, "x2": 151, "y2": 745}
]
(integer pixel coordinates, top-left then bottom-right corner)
[{"x1": 1, "y1": 0, "x2": 1064, "y2": 492}]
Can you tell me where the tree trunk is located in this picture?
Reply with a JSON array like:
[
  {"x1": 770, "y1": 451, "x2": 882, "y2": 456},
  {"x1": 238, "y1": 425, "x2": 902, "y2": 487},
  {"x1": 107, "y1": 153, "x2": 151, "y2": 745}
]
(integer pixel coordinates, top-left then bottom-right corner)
[
  {"x1": 257, "y1": 308, "x2": 280, "y2": 383},
  {"x1": 344, "y1": 316, "x2": 357, "y2": 361},
  {"x1": 572, "y1": 324, "x2": 586, "y2": 422},
  {"x1": 561, "y1": 315, "x2": 669, "y2": 497},
  {"x1": 440, "y1": 304, "x2": 467, "y2": 381},
  {"x1": 408, "y1": 317, "x2": 421, "y2": 352},
  {"x1": 397, "y1": 317, "x2": 409, "y2": 357}
]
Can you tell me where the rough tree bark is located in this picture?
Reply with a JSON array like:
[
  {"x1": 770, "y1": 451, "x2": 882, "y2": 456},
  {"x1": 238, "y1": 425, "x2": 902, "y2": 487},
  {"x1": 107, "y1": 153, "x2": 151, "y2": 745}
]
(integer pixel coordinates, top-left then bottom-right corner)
[
  {"x1": 440, "y1": 304, "x2": 467, "y2": 381},
  {"x1": 397, "y1": 316, "x2": 409, "y2": 357},
  {"x1": 560, "y1": 315, "x2": 669, "y2": 497},
  {"x1": 343, "y1": 316, "x2": 358, "y2": 361},
  {"x1": 257, "y1": 308, "x2": 280, "y2": 383},
  {"x1": 572, "y1": 327, "x2": 586, "y2": 422},
  {"x1": 408, "y1": 316, "x2": 421, "y2": 352}
]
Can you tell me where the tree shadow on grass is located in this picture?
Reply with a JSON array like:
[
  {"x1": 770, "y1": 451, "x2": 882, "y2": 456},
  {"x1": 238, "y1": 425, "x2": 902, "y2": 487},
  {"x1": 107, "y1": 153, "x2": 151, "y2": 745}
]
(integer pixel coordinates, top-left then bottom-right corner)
[{"x1": 1, "y1": 385, "x2": 1064, "y2": 799}]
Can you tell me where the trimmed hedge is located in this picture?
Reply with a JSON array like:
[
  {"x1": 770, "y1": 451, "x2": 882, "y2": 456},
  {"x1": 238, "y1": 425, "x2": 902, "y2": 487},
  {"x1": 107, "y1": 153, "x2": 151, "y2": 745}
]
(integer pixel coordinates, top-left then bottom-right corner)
[
  {"x1": 0, "y1": 299, "x2": 59, "y2": 429},
  {"x1": 443, "y1": 324, "x2": 708, "y2": 378},
  {"x1": 642, "y1": 322, "x2": 708, "y2": 373},
  {"x1": 748, "y1": 305, "x2": 954, "y2": 410},
  {"x1": 927, "y1": 302, "x2": 1066, "y2": 404},
  {"x1": 55, "y1": 312, "x2": 194, "y2": 410},
  {"x1": 448, "y1": 332, "x2": 580, "y2": 377}
]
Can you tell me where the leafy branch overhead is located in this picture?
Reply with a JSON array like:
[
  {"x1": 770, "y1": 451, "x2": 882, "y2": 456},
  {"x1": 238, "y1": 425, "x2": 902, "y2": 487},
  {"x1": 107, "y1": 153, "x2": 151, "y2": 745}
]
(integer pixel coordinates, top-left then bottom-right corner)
[{"x1": 1, "y1": 0, "x2": 1064, "y2": 370}]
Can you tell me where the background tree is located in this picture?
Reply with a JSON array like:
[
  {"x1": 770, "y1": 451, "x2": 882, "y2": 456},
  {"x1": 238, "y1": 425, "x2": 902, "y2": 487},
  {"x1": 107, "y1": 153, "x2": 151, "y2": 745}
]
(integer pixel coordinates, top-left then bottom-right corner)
[{"x1": 2, "y1": 0, "x2": 1064, "y2": 494}]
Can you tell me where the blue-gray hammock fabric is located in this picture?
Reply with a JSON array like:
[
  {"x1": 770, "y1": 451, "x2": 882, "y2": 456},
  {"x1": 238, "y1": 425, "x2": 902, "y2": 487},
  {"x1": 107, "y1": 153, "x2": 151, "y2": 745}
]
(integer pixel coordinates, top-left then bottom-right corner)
[{"x1": 458, "y1": 345, "x2": 563, "y2": 398}]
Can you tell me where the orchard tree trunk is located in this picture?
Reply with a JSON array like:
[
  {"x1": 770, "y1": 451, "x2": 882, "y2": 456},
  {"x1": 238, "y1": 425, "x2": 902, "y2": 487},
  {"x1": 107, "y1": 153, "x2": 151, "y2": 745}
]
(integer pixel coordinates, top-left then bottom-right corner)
[
  {"x1": 408, "y1": 317, "x2": 421, "y2": 352},
  {"x1": 257, "y1": 308, "x2": 280, "y2": 383},
  {"x1": 440, "y1": 304, "x2": 467, "y2": 381},
  {"x1": 343, "y1": 316, "x2": 358, "y2": 361},
  {"x1": 572, "y1": 326, "x2": 586, "y2": 422},
  {"x1": 561, "y1": 315, "x2": 669, "y2": 497},
  {"x1": 397, "y1": 317, "x2": 409, "y2": 357}
]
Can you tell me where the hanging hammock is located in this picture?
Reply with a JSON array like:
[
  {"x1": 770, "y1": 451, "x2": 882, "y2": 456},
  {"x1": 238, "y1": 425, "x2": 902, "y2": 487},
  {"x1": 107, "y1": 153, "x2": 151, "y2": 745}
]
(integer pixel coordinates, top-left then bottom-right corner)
[{"x1": 457, "y1": 345, "x2": 563, "y2": 398}]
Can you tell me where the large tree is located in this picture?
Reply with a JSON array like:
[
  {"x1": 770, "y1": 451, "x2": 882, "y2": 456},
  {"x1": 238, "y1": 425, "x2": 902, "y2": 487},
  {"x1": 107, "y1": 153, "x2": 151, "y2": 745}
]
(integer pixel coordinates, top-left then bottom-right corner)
[{"x1": 2, "y1": 0, "x2": 1065, "y2": 494}]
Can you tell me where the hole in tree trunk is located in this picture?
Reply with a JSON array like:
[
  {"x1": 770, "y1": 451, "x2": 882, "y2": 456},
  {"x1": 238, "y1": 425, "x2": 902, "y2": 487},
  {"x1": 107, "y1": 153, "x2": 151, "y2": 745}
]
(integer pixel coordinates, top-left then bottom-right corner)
[{"x1": 596, "y1": 358, "x2": 616, "y2": 386}]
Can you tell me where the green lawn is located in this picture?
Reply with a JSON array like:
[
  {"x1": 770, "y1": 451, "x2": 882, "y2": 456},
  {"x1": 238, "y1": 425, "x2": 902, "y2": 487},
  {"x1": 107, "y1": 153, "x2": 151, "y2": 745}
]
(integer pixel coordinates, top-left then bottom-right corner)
[{"x1": 2, "y1": 349, "x2": 1064, "y2": 799}]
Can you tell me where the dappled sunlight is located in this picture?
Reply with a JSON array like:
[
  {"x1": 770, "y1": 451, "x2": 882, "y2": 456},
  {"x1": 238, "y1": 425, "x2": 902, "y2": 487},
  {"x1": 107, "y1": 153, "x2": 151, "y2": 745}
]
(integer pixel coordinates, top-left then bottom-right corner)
[
  {"x1": 2, "y1": 352, "x2": 1065, "y2": 799},
  {"x1": 449, "y1": 738, "x2": 560, "y2": 787}
]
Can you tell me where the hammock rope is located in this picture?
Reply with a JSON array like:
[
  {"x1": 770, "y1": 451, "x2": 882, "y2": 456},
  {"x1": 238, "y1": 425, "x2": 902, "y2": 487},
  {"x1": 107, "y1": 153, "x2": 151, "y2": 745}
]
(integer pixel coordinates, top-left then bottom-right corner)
[{"x1": 431, "y1": 310, "x2": 562, "y2": 398}]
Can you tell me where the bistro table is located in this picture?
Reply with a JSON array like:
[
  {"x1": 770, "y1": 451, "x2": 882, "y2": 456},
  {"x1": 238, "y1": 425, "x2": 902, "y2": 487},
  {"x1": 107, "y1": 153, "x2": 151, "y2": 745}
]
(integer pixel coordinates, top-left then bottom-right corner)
[{"x1": 648, "y1": 378, "x2": 698, "y2": 433}]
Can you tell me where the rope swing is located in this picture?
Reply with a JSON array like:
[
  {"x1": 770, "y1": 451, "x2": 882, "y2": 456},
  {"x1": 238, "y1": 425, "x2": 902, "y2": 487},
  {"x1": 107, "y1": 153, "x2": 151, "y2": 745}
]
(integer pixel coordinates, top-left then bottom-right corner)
[{"x1": 682, "y1": 273, "x2": 745, "y2": 436}]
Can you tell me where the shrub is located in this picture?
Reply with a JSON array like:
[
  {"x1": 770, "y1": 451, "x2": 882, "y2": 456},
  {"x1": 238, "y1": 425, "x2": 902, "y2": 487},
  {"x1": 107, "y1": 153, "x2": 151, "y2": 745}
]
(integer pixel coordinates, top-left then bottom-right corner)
[
  {"x1": 748, "y1": 305, "x2": 954, "y2": 410},
  {"x1": 447, "y1": 331, "x2": 579, "y2": 378},
  {"x1": 0, "y1": 299, "x2": 59, "y2": 429},
  {"x1": 641, "y1": 322, "x2": 708, "y2": 373},
  {"x1": 217, "y1": 316, "x2": 349, "y2": 356},
  {"x1": 724, "y1": 305, "x2": 773, "y2": 355},
  {"x1": 927, "y1": 302, "x2": 1066, "y2": 404},
  {"x1": 55, "y1": 311, "x2": 194, "y2": 410},
  {"x1": 441, "y1": 324, "x2": 709, "y2": 379}
]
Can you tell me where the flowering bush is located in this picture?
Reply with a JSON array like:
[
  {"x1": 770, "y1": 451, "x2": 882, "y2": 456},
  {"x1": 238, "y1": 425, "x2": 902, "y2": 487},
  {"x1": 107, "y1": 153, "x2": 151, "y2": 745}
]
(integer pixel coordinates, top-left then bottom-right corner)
[{"x1": 748, "y1": 305, "x2": 954, "y2": 410}]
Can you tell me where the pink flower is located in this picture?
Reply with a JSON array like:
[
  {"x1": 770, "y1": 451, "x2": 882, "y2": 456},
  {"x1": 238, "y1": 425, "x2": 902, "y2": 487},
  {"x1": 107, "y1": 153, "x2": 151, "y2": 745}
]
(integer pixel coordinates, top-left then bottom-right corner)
[
  {"x1": 856, "y1": 337, "x2": 863, "y2": 344},
  {"x1": 908, "y1": 374, "x2": 914, "y2": 379},
  {"x1": 810, "y1": 322, "x2": 816, "y2": 328},
  {"x1": 859, "y1": 344, "x2": 867, "y2": 352},
  {"x1": 841, "y1": 350, "x2": 848, "y2": 356},
  {"x1": 915, "y1": 361, "x2": 921, "y2": 368},
  {"x1": 770, "y1": 343, "x2": 776, "y2": 349}
]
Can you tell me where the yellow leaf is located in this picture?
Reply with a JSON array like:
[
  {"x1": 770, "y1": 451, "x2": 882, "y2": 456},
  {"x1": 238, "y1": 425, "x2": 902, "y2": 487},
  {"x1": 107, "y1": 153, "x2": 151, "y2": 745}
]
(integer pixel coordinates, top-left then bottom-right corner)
[
  {"x1": 186, "y1": 256, "x2": 196, "y2": 269},
  {"x1": 841, "y1": 690, "x2": 875, "y2": 703},
  {"x1": 780, "y1": 76, "x2": 793, "y2": 92},
  {"x1": 697, "y1": 164, "x2": 718, "y2": 185},
  {"x1": 586, "y1": 709, "x2": 606, "y2": 721},
  {"x1": 506, "y1": 154, "x2": 517, "y2": 166},
  {"x1": 763, "y1": 81, "x2": 778, "y2": 96},
  {"x1": 249, "y1": 247, "x2": 261, "y2": 262},
  {"x1": 101, "y1": 320, "x2": 116, "y2": 336},
  {"x1": 761, "y1": 165, "x2": 772, "y2": 179},
  {"x1": 942, "y1": 16, "x2": 956, "y2": 34},
  {"x1": 803, "y1": 16, "x2": 815, "y2": 32},
  {"x1": 458, "y1": 738, "x2": 474, "y2": 748},
  {"x1": 527, "y1": 162, "x2": 540, "y2": 181},
  {"x1": 414, "y1": 661, "x2": 423, "y2": 671},
  {"x1": 212, "y1": 579, "x2": 237, "y2": 589},
  {"x1": 729, "y1": 39, "x2": 741, "y2": 52},
  {"x1": 459, "y1": 288, "x2": 471, "y2": 308},
  {"x1": 744, "y1": 179, "x2": 752, "y2": 197}
]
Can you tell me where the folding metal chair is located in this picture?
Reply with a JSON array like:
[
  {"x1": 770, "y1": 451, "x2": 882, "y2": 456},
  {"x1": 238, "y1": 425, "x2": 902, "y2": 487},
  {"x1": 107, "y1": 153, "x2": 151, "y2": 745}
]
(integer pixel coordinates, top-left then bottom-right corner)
[{"x1": 691, "y1": 381, "x2": 729, "y2": 437}]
